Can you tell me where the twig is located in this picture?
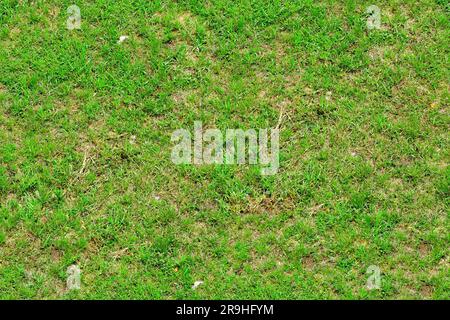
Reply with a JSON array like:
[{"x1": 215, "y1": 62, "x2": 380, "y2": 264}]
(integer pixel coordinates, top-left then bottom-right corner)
[
  {"x1": 78, "y1": 151, "x2": 88, "y2": 175},
  {"x1": 276, "y1": 107, "x2": 284, "y2": 129}
]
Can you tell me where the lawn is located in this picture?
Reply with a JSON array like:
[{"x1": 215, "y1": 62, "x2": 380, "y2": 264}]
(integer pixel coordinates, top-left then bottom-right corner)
[{"x1": 0, "y1": 0, "x2": 448, "y2": 299}]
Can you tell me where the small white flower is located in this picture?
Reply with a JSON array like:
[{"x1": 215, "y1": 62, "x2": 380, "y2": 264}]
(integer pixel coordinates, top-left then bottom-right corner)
[
  {"x1": 117, "y1": 35, "x2": 129, "y2": 44},
  {"x1": 192, "y1": 280, "x2": 204, "y2": 290}
]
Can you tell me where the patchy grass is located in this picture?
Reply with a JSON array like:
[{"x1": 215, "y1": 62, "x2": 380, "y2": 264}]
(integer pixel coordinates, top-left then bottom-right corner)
[{"x1": 0, "y1": 0, "x2": 449, "y2": 299}]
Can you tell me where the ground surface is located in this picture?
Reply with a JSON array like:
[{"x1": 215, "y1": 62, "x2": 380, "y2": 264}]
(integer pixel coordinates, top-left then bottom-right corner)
[{"x1": 0, "y1": 0, "x2": 448, "y2": 299}]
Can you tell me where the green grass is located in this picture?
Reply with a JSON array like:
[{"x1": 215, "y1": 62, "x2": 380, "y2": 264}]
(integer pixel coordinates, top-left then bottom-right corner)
[{"x1": 0, "y1": 0, "x2": 449, "y2": 299}]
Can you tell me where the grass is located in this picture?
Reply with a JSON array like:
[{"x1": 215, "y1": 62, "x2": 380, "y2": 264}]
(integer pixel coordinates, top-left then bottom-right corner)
[{"x1": 0, "y1": 0, "x2": 449, "y2": 299}]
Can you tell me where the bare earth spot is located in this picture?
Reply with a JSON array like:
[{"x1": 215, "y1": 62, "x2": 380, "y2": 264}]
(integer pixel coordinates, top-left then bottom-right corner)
[
  {"x1": 420, "y1": 284, "x2": 433, "y2": 298},
  {"x1": 9, "y1": 27, "x2": 21, "y2": 38},
  {"x1": 112, "y1": 247, "x2": 129, "y2": 260},
  {"x1": 0, "y1": 84, "x2": 7, "y2": 94},
  {"x1": 51, "y1": 247, "x2": 62, "y2": 262},
  {"x1": 302, "y1": 255, "x2": 315, "y2": 270},
  {"x1": 172, "y1": 90, "x2": 191, "y2": 105},
  {"x1": 368, "y1": 46, "x2": 384, "y2": 61},
  {"x1": 7, "y1": 193, "x2": 16, "y2": 201},
  {"x1": 418, "y1": 243, "x2": 429, "y2": 257},
  {"x1": 177, "y1": 12, "x2": 192, "y2": 25}
]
